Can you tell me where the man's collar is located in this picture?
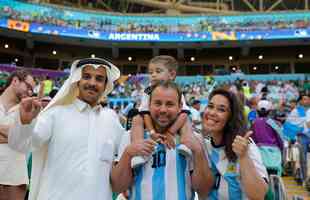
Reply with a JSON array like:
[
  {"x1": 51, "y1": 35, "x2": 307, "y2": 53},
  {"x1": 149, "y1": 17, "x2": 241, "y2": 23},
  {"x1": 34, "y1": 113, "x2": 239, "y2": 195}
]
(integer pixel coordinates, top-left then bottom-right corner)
[{"x1": 73, "y1": 98, "x2": 102, "y2": 113}]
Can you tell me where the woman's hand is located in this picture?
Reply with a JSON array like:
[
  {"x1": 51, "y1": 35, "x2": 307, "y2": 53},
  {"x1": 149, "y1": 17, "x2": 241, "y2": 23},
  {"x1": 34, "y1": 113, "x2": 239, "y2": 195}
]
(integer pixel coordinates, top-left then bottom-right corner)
[{"x1": 232, "y1": 131, "x2": 252, "y2": 159}]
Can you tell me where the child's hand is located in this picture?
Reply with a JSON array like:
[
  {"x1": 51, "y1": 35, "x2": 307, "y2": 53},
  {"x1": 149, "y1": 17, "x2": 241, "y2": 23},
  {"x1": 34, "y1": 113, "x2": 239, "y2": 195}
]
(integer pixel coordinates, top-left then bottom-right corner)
[
  {"x1": 163, "y1": 131, "x2": 176, "y2": 149},
  {"x1": 150, "y1": 131, "x2": 165, "y2": 144},
  {"x1": 127, "y1": 139, "x2": 157, "y2": 157}
]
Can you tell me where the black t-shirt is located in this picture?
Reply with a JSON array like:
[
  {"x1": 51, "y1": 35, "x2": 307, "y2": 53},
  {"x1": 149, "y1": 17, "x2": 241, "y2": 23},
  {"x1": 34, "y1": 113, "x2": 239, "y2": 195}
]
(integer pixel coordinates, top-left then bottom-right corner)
[{"x1": 126, "y1": 108, "x2": 139, "y2": 130}]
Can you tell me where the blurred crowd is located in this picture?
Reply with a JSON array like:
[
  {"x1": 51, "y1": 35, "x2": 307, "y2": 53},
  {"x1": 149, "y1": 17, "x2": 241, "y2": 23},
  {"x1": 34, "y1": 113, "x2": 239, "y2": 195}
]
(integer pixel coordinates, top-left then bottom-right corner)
[{"x1": 2, "y1": 2, "x2": 310, "y2": 33}]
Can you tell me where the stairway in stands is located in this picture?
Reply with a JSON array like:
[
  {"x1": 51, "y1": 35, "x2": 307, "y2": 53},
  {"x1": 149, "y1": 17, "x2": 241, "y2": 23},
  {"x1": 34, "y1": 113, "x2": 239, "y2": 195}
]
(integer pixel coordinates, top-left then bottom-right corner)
[{"x1": 283, "y1": 176, "x2": 310, "y2": 199}]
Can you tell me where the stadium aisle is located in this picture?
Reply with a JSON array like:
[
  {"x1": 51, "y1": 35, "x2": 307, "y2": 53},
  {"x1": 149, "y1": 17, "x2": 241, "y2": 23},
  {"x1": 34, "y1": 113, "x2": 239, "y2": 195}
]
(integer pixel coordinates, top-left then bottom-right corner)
[{"x1": 283, "y1": 176, "x2": 310, "y2": 199}]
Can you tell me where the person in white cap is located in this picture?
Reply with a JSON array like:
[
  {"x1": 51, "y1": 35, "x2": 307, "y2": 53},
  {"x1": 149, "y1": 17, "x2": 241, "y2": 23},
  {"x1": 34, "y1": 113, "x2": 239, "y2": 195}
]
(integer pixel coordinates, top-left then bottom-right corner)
[
  {"x1": 251, "y1": 99, "x2": 284, "y2": 175},
  {"x1": 8, "y1": 58, "x2": 124, "y2": 200}
]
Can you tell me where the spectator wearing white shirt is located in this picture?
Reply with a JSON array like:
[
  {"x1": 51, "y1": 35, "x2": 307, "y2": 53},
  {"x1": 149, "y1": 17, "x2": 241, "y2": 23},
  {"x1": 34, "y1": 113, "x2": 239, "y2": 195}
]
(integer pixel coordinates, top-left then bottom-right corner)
[{"x1": 190, "y1": 100, "x2": 202, "y2": 133}]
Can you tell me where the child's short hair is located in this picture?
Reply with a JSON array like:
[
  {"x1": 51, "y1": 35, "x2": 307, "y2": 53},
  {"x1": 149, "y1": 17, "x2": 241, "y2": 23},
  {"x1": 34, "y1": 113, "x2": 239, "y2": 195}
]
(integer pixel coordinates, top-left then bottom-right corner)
[{"x1": 149, "y1": 55, "x2": 178, "y2": 72}]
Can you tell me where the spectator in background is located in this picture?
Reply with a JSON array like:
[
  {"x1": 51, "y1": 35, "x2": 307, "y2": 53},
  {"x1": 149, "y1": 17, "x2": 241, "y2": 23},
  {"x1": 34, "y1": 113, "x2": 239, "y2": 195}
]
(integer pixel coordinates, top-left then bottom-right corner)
[
  {"x1": 274, "y1": 100, "x2": 288, "y2": 125},
  {"x1": 251, "y1": 100, "x2": 284, "y2": 175},
  {"x1": 121, "y1": 98, "x2": 141, "y2": 131},
  {"x1": 247, "y1": 96, "x2": 258, "y2": 124},
  {"x1": 190, "y1": 99, "x2": 202, "y2": 133},
  {"x1": 43, "y1": 76, "x2": 53, "y2": 96},
  {"x1": 295, "y1": 93, "x2": 310, "y2": 181},
  {"x1": 284, "y1": 93, "x2": 308, "y2": 141},
  {"x1": 131, "y1": 83, "x2": 144, "y2": 101},
  {"x1": 289, "y1": 99, "x2": 297, "y2": 112},
  {"x1": 0, "y1": 70, "x2": 35, "y2": 200},
  {"x1": 282, "y1": 93, "x2": 309, "y2": 181}
]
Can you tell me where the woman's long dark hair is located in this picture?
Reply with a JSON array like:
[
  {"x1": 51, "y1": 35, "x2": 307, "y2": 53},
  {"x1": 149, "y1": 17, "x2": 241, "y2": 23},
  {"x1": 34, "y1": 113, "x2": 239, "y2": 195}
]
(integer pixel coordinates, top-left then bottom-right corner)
[{"x1": 208, "y1": 88, "x2": 247, "y2": 162}]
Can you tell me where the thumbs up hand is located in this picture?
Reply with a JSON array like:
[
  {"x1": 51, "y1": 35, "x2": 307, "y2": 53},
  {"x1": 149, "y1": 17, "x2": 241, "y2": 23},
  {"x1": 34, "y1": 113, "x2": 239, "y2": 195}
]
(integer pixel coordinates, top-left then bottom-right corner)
[{"x1": 232, "y1": 131, "x2": 252, "y2": 159}]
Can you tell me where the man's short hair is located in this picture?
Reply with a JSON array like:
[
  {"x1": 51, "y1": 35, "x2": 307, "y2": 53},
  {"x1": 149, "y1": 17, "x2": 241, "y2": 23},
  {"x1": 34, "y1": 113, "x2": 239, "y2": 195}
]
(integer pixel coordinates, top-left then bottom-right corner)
[
  {"x1": 149, "y1": 55, "x2": 178, "y2": 72},
  {"x1": 149, "y1": 81, "x2": 182, "y2": 105},
  {"x1": 192, "y1": 100, "x2": 200, "y2": 106},
  {"x1": 297, "y1": 92, "x2": 308, "y2": 102},
  {"x1": 5, "y1": 69, "x2": 32, "y2": 89}
]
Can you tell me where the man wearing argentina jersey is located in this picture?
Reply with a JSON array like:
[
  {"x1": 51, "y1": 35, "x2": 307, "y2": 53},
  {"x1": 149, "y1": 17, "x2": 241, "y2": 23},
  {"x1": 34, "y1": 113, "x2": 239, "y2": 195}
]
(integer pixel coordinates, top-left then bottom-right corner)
[
  {"x1": 132, "y1": 134, "x2": 193, "y2": 200},
  {"x1": 111, "y1": 81, "x2": 214, "y2": 200}
]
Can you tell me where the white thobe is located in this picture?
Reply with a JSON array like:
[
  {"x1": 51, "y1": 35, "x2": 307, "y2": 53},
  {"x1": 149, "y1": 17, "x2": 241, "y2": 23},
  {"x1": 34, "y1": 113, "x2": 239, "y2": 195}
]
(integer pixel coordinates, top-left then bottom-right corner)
[
  {"x1": 0, "y1": 103, "x2": 28, "y2": 185},
  {"x1": 9, "y1": 99, "x2": 124, "y2": 200}
]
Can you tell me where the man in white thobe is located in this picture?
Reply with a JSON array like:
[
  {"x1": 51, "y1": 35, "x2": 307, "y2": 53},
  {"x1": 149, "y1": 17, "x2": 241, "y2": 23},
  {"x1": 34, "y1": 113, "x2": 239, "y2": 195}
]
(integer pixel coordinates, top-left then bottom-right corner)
[{"x1": 8, "y1": 58, "x2": 124, "y2": 200}]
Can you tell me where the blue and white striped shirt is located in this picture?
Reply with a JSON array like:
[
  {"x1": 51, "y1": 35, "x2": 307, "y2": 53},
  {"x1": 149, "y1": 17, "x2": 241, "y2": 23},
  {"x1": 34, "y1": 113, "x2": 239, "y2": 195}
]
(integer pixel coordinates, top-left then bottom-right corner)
[
  {"x1": 203, "y1": 137, "x2": 268, "y2": 200},
  {"x1": 117, "y1": 132, "x2": 195, "y2": 200}
]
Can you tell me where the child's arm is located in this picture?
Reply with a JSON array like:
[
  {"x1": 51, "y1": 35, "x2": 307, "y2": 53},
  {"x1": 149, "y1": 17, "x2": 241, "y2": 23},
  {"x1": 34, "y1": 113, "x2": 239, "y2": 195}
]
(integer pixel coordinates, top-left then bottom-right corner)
[
  {"x1": 130, "y1": 115, "x2": 145, "y2": 142},
  {"x1": 163, "y1": 112, "x2": 190, "y2": 148},
  {"x1": 144, "y1": 114, "x2": 165, "y2": 143},
  {"x1": 131, "y1": 113, "x2": 164, "y2": 144},
  {"x1": 167, "y1": 112, "x2": 188, "y2": 135},
  {"x1": 144, "y1": 114, "x2": 155, "y2": 133}
]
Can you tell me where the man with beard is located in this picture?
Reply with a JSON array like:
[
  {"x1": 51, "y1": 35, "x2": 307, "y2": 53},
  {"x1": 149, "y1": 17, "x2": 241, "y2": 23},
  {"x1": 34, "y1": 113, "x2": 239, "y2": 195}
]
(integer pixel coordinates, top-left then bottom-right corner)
[
  {"x1": 8, "y1": 58, "x2": 124, "y2": 200},
  {"x1": 0, "y1": 70, "x2": 35, "y2": 200},
  {"x1": 112, "y1": 81, "x2": 213, "y2": 200}
]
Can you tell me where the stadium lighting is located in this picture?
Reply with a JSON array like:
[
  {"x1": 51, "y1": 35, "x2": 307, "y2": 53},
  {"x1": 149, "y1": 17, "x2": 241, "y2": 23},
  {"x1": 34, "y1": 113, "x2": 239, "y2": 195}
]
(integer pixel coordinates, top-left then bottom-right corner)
[
  {"x1": 258, "y1": 55, "x2": 263, "y2": 60},
  {"x1": 253, "y1": 66, "x2": 257, "y2": 71},
  {"x1": 52, "y1": 50, "x2": 57, "y2": 55},
  {"x1": 14, "y1": 58, "x2": 18, "y2": 62},
  {"x1": 190, "y1": 57, "x2": 195, "y2": 61},
  {"x1": 228, "y1": 56, "x2": 233, "y2": 61},
  {"x1": 275, "y1": 66, "x2": 279, "y2": 70},
  {"x1": 128, "y1": 56, "x2": 132, "y2": 61},
  {"x1": 4, "y1": 44, "x2": 8, "y2": 49},
  {"x1": 91, "y1": 54, "x2": 96, "y2": 58},
  {"x1": 298, "y1": 54, "x2": 303, "y2": 59}
]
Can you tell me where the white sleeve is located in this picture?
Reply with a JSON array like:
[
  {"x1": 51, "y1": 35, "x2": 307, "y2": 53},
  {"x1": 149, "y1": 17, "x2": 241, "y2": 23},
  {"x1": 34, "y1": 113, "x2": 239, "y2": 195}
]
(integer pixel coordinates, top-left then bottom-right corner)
[
  {"x1": 306, "y1": 109, "x2": 310, "y2": 123},
  {"x1": 191, "y1": 109, "x2": 201, "y2": 122},
  {"x1": 286, "y1": 109, "x2": 300, "y2": 124},
  {"x1": 116, "y1": 131, "x2": 131, "y2": 162},
  {"x1": 304, "y1": 109, "x2": 310, "y2": 131},
  {"x1": 194, "y1": 133, "x2": 211, "y2": 170},
  {"x1": 200, "y1": 137, "x2": 212, "y2": 168},
  {"x1": 107, "y1": 109, "x2": 126, "y2": 157},
  {"x1": 247, "y1": 141, "x2": 268, "y2": 180},
  {"x1": 139, "y1": 93, "x2": 150, "y2": 112},
  {"x1": 8, "y1": 108, "x2": 55, "y2": 153}
]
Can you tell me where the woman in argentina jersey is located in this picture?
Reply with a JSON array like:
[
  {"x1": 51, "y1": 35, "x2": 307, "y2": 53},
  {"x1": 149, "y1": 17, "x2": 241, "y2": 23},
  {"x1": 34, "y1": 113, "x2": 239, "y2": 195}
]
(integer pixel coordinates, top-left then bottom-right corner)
[{"x1": 201, "y1": 88, "x2": 268, "y2": 200}]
